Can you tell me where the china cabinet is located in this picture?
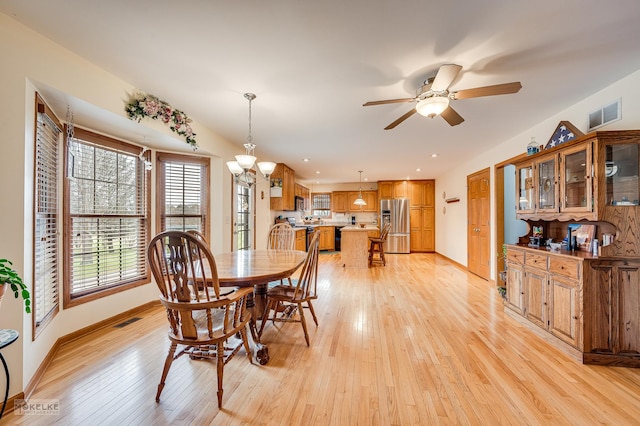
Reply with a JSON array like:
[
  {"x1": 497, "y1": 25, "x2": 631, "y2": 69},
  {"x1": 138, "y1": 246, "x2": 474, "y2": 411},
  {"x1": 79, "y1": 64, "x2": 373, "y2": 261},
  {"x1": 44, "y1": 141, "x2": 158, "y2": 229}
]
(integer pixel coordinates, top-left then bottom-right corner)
[{"x1": 505, "y1": 130, "x2": 640, "y2": 366}]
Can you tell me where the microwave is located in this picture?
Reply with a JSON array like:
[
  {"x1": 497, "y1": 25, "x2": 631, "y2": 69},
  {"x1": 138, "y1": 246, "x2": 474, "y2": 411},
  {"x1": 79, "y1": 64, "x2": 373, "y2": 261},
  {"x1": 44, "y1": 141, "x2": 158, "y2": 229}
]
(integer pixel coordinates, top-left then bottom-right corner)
[{"x1": 295, "y1": 196, "x2": 305, "y2": 211}]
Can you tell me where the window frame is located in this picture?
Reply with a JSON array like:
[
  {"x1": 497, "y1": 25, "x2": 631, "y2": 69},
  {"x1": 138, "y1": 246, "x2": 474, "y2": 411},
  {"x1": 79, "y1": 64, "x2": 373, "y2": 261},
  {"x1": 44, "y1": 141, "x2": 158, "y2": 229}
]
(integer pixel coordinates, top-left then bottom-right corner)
[
  {"x1": 63, "y1": 128, "x2": 151, "y2": 308},
  {"x1": 155, "y1": 152, "x2": 210, "y2": 241}
]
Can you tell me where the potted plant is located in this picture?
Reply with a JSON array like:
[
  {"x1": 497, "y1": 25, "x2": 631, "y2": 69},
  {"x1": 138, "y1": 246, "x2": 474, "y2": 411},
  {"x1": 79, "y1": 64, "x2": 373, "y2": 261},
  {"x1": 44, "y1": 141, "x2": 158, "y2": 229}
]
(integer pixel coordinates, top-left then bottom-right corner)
[{"x1": 0, "y1": 258, "x2": 31, "y2": 313}]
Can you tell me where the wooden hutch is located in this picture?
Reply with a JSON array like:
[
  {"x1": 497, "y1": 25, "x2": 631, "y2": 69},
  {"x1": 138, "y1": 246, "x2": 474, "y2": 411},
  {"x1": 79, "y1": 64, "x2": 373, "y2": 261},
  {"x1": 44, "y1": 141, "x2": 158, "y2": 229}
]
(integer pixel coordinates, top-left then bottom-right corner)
[{"x1": 504, "y1": 130, "x2": 640, "y2": 367}]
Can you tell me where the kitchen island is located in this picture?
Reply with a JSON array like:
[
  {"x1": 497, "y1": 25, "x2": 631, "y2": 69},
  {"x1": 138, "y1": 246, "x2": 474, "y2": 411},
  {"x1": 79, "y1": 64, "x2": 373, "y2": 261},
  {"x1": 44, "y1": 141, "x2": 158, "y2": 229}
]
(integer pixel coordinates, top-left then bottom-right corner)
[{"x1": 341, "y1": 225, "x2": 379, "y2": 267}]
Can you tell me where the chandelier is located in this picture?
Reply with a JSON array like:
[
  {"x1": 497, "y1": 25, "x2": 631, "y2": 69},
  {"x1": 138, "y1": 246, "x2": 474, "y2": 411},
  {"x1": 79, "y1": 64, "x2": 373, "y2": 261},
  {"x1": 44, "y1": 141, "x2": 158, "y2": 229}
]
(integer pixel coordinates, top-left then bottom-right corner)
[
  {"x1": 226, "y1": 93, "x2": 276, "y2": 187},
  {"x1": 353, "y1": 170, "x2": 367, "y2": 206}
]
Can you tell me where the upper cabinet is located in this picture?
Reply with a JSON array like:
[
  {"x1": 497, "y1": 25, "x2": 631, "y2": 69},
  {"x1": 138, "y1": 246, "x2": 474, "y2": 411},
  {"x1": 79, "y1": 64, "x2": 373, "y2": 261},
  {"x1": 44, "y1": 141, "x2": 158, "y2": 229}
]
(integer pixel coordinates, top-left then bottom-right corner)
[
  {"x1": 295, "y1": 183, "x2": 310, "y2": 210},
  {"x1": 515, "y1": 139, "x2": 595, "y2": 221},
  {"x1": 270, "y1": 163, "x2": 296, "y2": 211},
  {"x1": 332, "y1": 190, "x2": 378, "y2": 213},
  {"x1": 378, "y1": 180, "x2": 410, "y2": 199}
]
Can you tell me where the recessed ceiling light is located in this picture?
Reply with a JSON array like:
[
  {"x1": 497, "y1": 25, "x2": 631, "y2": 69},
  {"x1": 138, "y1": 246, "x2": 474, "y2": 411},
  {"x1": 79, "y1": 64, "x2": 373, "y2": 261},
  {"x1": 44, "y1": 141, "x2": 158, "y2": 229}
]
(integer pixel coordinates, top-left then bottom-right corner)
[
  {"x1": 431, "y1": 153, "x2": 438, "y2": 158},
  {"x1": 303, "y1": 158, "x2": 310, "y2": 162},
  {"x1": 416, "y1": 168, "x2": 421, "y2": 172},
  {"x1": 364, "y1": 177, "x2": 369, "y2": 181},
  {"x1": 315, "y1": 171, "x2": 320, "y2": 174}
]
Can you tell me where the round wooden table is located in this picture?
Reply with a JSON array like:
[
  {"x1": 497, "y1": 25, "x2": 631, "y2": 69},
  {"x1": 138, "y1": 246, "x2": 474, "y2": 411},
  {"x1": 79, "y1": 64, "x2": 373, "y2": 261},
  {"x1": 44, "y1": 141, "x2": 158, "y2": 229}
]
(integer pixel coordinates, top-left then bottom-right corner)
[{"x1": 213, "y1": 249, "x2": 307, "y2": 364}]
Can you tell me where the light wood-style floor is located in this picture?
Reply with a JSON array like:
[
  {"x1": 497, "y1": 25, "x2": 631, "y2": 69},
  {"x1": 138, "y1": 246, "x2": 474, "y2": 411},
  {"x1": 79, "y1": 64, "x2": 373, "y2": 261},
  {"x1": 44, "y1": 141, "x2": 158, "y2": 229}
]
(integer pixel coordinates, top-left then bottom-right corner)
[{"x1": 4, "y1": 253, "x2": 640, "y2": 425}]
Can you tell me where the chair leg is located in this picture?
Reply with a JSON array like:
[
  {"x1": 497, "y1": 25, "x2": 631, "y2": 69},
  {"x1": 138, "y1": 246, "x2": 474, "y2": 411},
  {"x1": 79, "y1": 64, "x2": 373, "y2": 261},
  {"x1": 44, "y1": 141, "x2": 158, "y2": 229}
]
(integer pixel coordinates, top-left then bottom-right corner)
[
  {"x1": 258, "y1": 300, "x2": 271, "y2": 338},
  {"x1": 298, "y1": 302, "x2": 310, "y2": 346},
  {"x1": 380, "y1": 244, "x2": 386, "y2": 266},
  {"x1": 216, "y1": 342, "x2": 225, "y2": 408},
  {"x1": 307, "y1": 300, "x2": 319, "y2": 326},
  {"x1": 240, "y1": 325, "x2": 253, "y2": 364},
  {"x1": 156, "y1": 341, "x2": 177, "y2": 402}
]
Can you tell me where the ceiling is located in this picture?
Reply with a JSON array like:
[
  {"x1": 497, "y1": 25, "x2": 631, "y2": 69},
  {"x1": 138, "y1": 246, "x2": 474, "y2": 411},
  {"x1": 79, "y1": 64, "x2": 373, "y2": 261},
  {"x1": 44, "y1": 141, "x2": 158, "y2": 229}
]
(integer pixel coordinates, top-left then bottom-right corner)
[{"x1": 3, "y1": 0, "x2": 640, "y2": 184}]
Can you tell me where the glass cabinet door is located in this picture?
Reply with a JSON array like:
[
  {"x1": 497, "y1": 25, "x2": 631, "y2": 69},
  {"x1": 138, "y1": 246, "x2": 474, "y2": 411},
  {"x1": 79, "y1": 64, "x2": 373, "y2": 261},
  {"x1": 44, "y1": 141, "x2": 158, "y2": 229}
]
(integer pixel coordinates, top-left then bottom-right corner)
[
  {"x1": 605, "y1": 143, "x2": 640, "y2": 206},
  {"x1": 561, "y1": 143, "x2": 593, "y2": 212},
  {"x1": 516, "y1": 163, "x2": 535, "y2": 212},
  {"x1": 537, "y1": 155, "x2": 557, "y2": 212}
]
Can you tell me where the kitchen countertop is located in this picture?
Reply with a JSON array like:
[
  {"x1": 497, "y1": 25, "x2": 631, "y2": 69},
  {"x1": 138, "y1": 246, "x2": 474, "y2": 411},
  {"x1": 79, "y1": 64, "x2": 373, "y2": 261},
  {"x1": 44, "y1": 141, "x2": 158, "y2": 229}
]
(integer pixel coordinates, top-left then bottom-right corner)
[{"x1": 341, "y1": 225, "x2": 379, "y2": 231}]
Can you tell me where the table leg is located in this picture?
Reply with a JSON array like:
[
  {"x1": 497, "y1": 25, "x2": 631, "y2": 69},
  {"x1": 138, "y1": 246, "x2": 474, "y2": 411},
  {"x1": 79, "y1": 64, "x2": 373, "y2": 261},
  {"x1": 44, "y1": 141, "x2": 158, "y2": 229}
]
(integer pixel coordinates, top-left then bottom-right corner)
[
  {"x1": 0, "y1": 352, "x2": 9, "y2": 420},
  {"x1": 245, "y1": 290, "x2": 270, "y2": 365}
]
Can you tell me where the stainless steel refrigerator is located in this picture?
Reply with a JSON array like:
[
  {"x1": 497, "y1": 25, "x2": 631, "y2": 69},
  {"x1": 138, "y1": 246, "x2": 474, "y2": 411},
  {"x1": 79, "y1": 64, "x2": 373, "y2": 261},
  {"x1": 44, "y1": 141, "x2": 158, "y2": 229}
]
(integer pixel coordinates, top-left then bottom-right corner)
[{"x1": 380, "y1": 198, "x2": 410, "y2": 253}]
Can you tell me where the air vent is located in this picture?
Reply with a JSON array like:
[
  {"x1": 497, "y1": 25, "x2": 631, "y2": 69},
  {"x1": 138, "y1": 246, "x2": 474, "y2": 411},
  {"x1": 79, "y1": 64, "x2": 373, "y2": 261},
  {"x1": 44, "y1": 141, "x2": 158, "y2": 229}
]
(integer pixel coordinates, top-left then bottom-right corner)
[
  {"x1": 588, "y1": 99, "x2": 621, "y2": 131},
  {"x1": 114, "y1": 317, "x2": 142, "y2": 328}
]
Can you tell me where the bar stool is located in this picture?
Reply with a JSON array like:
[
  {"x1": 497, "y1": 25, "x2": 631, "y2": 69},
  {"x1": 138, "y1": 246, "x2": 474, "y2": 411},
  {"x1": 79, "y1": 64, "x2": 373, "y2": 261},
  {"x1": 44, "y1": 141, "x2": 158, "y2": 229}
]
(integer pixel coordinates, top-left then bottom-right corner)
[{"x1": 368, "y1": 223, "x2": 391, "y2": 266}]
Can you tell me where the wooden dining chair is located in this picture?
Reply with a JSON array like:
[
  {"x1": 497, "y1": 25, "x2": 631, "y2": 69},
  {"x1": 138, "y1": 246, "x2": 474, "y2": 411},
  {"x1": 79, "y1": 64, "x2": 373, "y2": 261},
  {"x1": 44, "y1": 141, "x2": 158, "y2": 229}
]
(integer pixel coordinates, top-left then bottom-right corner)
[
  {"x1": 267, "y1": 223, "x2": 296, "y2": 250},
  {"x1": 368, "y1": 222, "x2": 391, "y2": 266},
  {"x1": 147, "y1": 231, "x2": 253, "y2": 408},
  {"x1": 267, "y1": 223, "x2": 297, "y2": 286},
  {"x1": 259, "y1": 230, "x2": 320, "y2": 346}
]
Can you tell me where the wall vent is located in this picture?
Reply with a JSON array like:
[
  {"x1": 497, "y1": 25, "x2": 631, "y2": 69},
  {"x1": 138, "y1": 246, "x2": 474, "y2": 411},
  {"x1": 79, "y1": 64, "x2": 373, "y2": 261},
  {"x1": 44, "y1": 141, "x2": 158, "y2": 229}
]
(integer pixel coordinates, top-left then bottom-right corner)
[{"x1": 588, "y1": 99, "x2": 621, "y2": 131}]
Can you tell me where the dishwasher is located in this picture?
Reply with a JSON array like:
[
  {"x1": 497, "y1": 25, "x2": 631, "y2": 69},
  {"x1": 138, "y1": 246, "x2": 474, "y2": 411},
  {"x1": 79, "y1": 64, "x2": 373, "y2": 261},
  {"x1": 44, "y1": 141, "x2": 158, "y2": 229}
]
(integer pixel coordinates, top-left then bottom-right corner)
[{"x1": 334, "y1": 226, "x2": 344, "y2": 251}]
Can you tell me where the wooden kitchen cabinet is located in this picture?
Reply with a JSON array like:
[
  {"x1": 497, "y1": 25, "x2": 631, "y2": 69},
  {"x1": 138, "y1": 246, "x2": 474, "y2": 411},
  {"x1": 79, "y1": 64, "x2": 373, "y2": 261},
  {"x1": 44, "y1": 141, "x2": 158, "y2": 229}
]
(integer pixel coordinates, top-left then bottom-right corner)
[
  {"x1": 318, "y1": 226, "x2": 335, "y2": 251},
  {"x1": 295, "y1": 228, "x2": 307, "y2": 251},
  {"x1": 378, "y1": 181, "x2": 393, "y2": 199},
  {"x1": 347, "y1": 191, "x2": 378, "y2": 212},
  {"x1": 393, "y1": 181, "x2": 409, "y2": 198},
  {"x1": 410, "y1": 207, "x2": 434, "y2": 252},
  {"x1": 270, "y1": 163, "x2": 296, "y2": 211},
  {"x1": 332, "y1": 191, "x2": 348, "y2": 212},
  {"x1": 410, "y1": 180, "x2": 435, "y2": 207},
  {"x1": 295, "y1": 183, "x2": 310, "y2": 210}
]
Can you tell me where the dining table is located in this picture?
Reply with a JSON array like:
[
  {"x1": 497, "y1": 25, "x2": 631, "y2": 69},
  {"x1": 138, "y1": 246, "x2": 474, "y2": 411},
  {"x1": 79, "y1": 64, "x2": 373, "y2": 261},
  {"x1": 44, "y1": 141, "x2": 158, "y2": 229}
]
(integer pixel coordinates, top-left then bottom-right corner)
[{"x1": 213, "y1": 249, "x2": 307, "y2": 364}]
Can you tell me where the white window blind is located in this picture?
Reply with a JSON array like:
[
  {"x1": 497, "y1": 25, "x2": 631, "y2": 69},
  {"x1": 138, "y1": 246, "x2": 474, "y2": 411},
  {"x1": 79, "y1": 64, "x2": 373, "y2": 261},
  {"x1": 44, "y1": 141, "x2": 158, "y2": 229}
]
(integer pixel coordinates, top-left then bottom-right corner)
[
  {"x1": 67, "y1": 133, "x2": 148, "y2": 295},
  {"x1": 34, "y1": 98, "x2": 61, "y2": 328},
  {"x1": 157, "y1": 153, "x2": 209, "y2": 237}
]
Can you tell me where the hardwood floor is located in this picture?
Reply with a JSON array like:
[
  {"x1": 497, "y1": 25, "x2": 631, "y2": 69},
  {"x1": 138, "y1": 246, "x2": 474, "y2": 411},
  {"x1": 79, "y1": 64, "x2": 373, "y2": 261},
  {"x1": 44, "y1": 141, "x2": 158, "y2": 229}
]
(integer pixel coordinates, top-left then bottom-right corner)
[{"x1": 4, "y1": 253, "x2": 640, "y2": 425}]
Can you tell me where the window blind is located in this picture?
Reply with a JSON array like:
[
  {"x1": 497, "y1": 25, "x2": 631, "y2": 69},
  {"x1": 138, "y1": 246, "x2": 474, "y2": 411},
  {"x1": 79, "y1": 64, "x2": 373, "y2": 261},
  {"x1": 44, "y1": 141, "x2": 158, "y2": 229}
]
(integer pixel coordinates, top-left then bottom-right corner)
[
  {"x1": 34, "y1": 103, "x2": 61, "y2": 328},
  {"x1": 157, "y1": 153, "x2": 210, "y2": 237},
  {"x1": 67, "y1": 136, "x2": 148, "y2": 295}
]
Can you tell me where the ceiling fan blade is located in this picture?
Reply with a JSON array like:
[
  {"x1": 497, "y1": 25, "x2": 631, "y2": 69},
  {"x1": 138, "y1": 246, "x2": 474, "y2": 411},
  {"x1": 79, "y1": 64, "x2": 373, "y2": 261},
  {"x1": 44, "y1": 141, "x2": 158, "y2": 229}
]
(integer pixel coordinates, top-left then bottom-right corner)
[
  {"x1": 363, "y1": 98, "x2": 415, "y2": 106},
  {"x1": 440, "y1": 106, "x2": 464, "y2": 126},
  {"x1": 431, "y1": 64, "x2": 463, "y2": 92},
  {"x1": 384, "y1": 109, "x2": 417, "y2": 130},
  {"x1": 452, "y1": 82, "x2": 522, "y2": 100}
]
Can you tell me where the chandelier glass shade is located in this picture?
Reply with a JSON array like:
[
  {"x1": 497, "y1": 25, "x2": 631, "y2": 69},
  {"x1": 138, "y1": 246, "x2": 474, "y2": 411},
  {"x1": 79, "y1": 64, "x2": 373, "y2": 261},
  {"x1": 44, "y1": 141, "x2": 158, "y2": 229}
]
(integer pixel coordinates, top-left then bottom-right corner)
[
  {"x1": 416, "y1": 96, "x2": 450, "y2": 117},
  {"x1": 353, "y1": 170, "x2": 367, "y2": 206},
  {"x1": 226, "y1": 93, "x2": 276, "y2": 187}
]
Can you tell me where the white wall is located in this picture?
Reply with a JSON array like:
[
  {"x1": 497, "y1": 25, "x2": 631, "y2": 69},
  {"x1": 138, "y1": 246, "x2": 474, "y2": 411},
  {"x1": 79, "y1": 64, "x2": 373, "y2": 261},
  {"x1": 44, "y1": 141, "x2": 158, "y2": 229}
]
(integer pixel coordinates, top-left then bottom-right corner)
[
  {"x1": 0, "y1": 13, "x2": 242, "y2": 396},
  {"x1": 436, "y1": 68, "x2": 640, "y2": 278}
]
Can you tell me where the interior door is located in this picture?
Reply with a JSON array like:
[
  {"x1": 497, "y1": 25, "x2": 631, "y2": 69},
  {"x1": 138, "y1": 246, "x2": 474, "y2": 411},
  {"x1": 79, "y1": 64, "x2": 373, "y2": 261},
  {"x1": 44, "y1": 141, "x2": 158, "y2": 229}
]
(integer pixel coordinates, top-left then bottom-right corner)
[
  {"x1": 468, "y1": 168, "x2": 491, "y2": 280},
  {"x1": 233, "y1": 178, "x2": 255, "y2": 251}
]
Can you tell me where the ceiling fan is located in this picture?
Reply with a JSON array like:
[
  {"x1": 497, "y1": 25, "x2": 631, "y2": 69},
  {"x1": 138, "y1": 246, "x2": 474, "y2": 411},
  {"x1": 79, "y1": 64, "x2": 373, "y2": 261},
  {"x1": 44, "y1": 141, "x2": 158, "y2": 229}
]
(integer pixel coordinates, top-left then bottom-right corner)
[{"x1": 363, "y1": 64, "x2": 522, "y2": 129}]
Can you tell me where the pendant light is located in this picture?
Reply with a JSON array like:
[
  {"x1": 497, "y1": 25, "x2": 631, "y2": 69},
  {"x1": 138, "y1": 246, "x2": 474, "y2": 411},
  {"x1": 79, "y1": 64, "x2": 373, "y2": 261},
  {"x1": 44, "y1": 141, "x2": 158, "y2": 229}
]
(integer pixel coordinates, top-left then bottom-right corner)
[
  {"x1": 353, "y1": 170, "x2": 367, "y2": 206},
  {"x1": 226, "y1": 93, "x2": 276, "y2": 186}
]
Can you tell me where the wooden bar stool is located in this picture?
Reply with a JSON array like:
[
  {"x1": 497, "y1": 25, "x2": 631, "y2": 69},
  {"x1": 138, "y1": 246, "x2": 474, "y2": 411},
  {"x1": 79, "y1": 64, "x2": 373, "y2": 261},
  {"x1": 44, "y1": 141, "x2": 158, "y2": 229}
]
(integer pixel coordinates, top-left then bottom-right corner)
[{"x1": 368, "y1": 223, "x2": 391, "y2": 266}]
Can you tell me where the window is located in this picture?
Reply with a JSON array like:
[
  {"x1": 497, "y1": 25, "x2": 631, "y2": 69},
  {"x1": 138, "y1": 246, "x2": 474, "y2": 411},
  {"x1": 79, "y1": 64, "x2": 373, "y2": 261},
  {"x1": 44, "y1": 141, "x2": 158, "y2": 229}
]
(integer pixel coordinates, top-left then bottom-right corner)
[
  {"x1": 64, "y1": 128, "x2": 150, "y2": 306},
  {"x1": 33, "y1": 94, "x2": 61, "y2": 333},
  {"x1": 156, "y1": 152, "x2": 210, "y2": 240},
  {"x1": 312, "y1": 193, "x2": 331, "y2": 217}
]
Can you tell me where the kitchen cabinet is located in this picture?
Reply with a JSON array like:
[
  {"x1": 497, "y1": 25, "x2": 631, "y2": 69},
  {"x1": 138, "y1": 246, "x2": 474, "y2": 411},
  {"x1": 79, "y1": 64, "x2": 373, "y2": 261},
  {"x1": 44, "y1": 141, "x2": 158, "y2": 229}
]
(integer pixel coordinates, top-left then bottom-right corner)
[
  {"x1": 410, "y1": 180, "x2": 435, "y2": 207},
  {"x1": 295, "y1": 183, "x2": 310, "y2": 210},
  {"x1": 270, "y1": 163, "x2": 296, "y2": 211},
  {"x1": 318, "y1": 226, "x2": 335, "y2": 251},
  {"x1": 410, "y1": 207, "x2": 435, "y2": 252},
  {"x1": 378, "y1": 181, "x2": 393, "y2": 199},
  {"x1": 332, "y1": 191, "x2": 348, "y2": 212},
  {"x1": 347, "y1": 191, "x2": 378, "y2": 212},
  {"x1": 295, "y1": 228, "x2": 307, "y2": 251},
  {"x1": 378, "y1": 180, "x2": 409, "y2": 199}
]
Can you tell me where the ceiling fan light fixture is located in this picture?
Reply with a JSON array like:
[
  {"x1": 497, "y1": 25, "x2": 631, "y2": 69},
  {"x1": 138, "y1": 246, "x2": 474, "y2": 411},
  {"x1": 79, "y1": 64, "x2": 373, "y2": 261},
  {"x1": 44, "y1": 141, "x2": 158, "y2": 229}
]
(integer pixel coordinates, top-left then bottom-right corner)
[{"x1": 416, "y1": 96, "x2": 450, "y2": 117}]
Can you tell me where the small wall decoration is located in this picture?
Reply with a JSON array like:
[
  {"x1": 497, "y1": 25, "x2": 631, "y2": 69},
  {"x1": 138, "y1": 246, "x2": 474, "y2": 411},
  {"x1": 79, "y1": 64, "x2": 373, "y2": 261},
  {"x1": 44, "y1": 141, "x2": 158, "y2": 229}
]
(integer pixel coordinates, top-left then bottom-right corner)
[
  {"x1": 544, "y1": 121, "x2": 583, "y2": 149},
  {"x1": 125, "y1": 91, "x2": 197, "y2": 149}
]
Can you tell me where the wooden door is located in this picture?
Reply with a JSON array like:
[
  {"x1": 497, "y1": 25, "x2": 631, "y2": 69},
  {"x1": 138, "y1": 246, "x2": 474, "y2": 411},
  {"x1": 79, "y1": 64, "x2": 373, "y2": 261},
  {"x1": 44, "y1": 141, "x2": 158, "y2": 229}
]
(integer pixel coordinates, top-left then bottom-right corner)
[{"x1": 467, "y1": 168, "x2": 491, "y2": 280}]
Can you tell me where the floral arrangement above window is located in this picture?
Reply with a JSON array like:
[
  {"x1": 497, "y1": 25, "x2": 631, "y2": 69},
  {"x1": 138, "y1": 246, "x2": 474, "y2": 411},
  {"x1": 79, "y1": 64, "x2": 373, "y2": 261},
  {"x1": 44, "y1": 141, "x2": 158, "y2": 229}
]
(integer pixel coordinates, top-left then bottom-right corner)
[{"x1": 125, "y1": 91, "x2": 197, "y2": 149}]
